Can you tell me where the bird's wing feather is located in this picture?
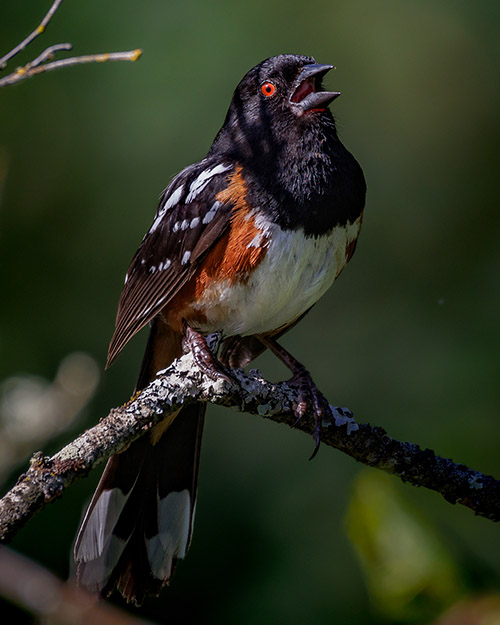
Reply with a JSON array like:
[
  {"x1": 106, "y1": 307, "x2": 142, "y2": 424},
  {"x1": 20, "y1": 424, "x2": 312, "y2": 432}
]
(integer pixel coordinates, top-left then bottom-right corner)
[{"x1": 107, "y1": 161, "x2": 235, "y2": 366}]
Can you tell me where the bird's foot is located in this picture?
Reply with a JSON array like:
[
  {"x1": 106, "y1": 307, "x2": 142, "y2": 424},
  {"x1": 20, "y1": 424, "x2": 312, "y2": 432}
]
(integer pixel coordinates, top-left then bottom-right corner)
[
  {"x1": 182, "y1": 324, "x2": 234, "y2": 386},
  {"x1": 288, "y1": 365, "x2": 331, "y2": 460}
]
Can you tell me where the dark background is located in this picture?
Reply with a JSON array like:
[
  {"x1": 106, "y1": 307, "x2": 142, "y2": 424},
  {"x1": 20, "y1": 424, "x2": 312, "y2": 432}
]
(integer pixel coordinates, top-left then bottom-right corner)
[{"x1": 1, "y1": 1, "x2": 500, "y2": 623}]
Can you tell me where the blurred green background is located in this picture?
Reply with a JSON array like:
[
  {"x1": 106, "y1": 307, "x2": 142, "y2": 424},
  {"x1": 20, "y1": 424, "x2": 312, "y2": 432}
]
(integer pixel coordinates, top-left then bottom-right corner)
[{"x1": 1, "y1": 0, "x2": 500, "y2": 623}]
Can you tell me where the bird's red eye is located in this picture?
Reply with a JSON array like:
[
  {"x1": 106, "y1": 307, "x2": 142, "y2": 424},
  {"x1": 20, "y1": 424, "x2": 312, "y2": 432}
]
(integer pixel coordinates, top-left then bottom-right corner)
[{"x1": 261, "y1": 82, "x2": 277, "y2": 97}]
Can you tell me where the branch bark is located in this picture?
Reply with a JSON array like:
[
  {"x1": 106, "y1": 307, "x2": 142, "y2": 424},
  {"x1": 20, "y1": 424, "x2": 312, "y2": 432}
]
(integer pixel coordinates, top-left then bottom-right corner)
[
  {"x1": 0, "y1": 350, "x2": 499, "y2": 544},
  {"x1": 0, "y1": 0, "x2": 142, "y2": 88}
]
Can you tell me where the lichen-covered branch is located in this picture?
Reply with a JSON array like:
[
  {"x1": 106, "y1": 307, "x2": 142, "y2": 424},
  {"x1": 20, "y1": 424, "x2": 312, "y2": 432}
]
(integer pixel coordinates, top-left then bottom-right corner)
[
  {"x1": 0, "y1": 350, "x2": 499, "y2": 544},
  {"x1": 0, "y1": 0, "x2": 142, "y2": 88}
]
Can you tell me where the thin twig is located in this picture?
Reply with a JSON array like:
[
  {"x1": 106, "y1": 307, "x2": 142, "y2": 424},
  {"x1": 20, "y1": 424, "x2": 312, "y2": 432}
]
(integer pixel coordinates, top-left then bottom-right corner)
[
  {"x1": 28, "y1": 43, "x2": 73, "y2": 69},
  {"x1": 0, "y1": 351, "x2": 498, "y2": 545},
  {"x1": 0, "y1": 1, "x2": 142, "y2": 88},
  {"x1": 0, "y1": 49, "x2": 143, "y2": 88},
  {"x1": 0, "y1": 0, "x2": 64, "y2": 70}
]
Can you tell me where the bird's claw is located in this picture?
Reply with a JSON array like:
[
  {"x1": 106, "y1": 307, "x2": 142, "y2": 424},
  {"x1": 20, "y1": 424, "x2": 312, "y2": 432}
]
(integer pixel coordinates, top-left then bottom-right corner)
[
  {"x1": 183, "y1": 324, "x2": 235, "y2": 386},
  {"x1": 288, "y1": 368, "x2": 331, "y2": 460}
]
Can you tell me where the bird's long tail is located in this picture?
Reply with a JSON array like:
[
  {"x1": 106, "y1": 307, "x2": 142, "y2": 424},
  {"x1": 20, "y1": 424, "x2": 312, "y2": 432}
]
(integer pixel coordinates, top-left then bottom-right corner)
[{"x1": 74, "y1": 319, "x2": 205, "y2": 604}]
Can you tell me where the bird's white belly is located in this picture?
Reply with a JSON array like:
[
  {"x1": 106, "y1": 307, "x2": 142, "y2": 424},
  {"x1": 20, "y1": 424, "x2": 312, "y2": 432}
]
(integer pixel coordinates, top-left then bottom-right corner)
[{"x1": 194, "y1": 215, "x2": 361, "y2": 337}]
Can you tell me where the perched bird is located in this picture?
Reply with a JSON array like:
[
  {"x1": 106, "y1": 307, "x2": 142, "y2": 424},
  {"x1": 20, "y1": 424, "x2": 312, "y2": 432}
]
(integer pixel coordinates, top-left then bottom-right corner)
[{"x1": 74, "y1": 53, "x2": 366, "y2": 604}]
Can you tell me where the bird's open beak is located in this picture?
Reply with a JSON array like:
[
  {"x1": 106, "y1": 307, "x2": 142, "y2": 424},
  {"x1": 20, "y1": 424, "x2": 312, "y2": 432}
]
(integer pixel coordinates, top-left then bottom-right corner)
[{"x1": 290, "y1": 63, "x2": 340, "y2": 113}]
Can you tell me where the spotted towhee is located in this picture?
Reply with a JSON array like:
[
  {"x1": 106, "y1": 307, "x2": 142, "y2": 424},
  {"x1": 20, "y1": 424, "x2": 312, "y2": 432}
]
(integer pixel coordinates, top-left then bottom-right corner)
[{"x1": 74, "y1": 54, "x2": 366, "y2": 604}]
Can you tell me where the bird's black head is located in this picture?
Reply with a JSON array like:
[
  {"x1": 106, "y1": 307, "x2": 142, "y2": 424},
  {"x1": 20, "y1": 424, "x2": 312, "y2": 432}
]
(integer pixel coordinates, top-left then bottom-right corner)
[
  {"x1": 233, "y1": 54, "x2": 339, "y2": 119},
  {"x1": 208, "y1": 54, "x2": 365, "y2": 235},
  {"x1": 209, "y1": 54, "x2": 340, "y2": 166}
]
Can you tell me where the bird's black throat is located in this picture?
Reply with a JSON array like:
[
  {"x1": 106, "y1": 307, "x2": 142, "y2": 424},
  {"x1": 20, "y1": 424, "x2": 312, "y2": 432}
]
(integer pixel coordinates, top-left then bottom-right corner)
[{"x1": 210, "y1": 109, "x2": 366, "y2": 237}]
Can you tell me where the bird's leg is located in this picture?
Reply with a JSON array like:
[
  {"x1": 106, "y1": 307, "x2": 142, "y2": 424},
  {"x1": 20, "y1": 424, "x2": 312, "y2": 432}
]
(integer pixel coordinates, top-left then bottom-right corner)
[
  {"x1": 182, "y1": 323, "x2": 234, "y2": 385},
  {"x1": 257, "y1": 334, "x2": 331, "y2": 458}
]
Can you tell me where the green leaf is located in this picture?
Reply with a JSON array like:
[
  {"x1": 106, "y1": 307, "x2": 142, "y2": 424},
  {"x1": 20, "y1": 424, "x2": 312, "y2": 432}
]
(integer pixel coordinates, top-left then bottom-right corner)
[{"x1": 346, "y1": 470, "x2": 464, "y2": 622}]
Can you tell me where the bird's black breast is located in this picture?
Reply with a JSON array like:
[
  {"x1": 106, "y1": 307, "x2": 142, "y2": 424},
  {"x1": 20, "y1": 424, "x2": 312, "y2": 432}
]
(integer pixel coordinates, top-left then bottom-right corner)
[{"x1": 243, "y1": 137, "x2": 366, "y2": 237}]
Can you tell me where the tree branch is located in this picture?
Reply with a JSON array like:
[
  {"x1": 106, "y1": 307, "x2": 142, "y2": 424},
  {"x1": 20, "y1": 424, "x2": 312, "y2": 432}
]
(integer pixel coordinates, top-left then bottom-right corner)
[
  {"x1": 0, "y1": 0, "x2": 64, "y2": 69},
  {"x1": 0, "y1": 50, "x2": 143, "y2": 88},
  {"x1": 0, "y1": 0, "x2": 142, "y2": 88},
  {"x1": 0, "y1": 350, "x2": 499, "y2": 544},
  {"x1": 0, "y1": 547, "x2": 154, "y2": 624}
]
